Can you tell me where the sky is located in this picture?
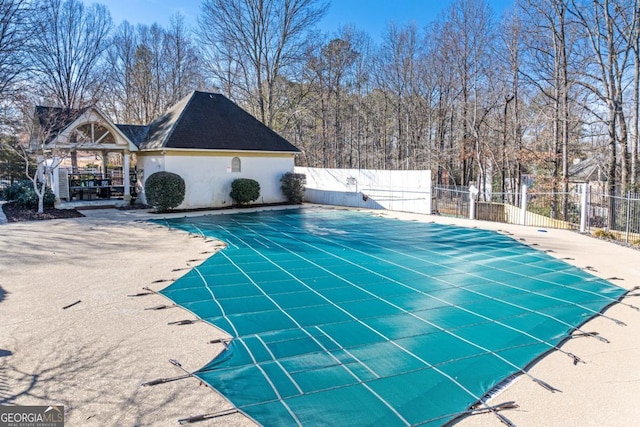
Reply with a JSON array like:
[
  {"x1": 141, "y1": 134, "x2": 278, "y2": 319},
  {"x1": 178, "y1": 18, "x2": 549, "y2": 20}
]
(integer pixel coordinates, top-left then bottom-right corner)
[{"x1": 93, "y1": 0, "x2": 515, "y2": 41}]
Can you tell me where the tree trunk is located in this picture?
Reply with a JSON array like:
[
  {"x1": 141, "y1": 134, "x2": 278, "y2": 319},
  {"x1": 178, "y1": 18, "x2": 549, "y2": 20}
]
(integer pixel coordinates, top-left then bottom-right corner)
[
  {"x1": 632, "y1": 39, "x2": 639, "y2": 189},
  {"x1": 607, "y1": 104, "x2": 618, "y2": 229},
  {"x1": 618, "y1": 106, "x2": 630, "y2": 191}
]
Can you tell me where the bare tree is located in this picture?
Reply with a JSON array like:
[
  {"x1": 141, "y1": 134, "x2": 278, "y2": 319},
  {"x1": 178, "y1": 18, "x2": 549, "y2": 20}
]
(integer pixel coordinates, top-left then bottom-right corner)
[
  {"x1": 306, "y1": 28, "x2": 360, "y2": 167},
  {"x1": 426, "y1": 19, "x2": 456, "y2": 185},
  {"x1": 103, "y1": 16, "x2": 203, "y2": 125},
  {"x1": 198, "y1": 0, "x2": 328, "y2": 128},
  {"x1": 622, "y1": 2, "x2": 640, "y2": 189},
  {"x1": 519, "y1": 0, "x2": 584, "y2": 220},
  {"x1": 28, "y1": 0, "x2": 112, "y2": 109},
  {"x1": 163, "y1": 13, "x2": 204, "y2": 106},
  {"x1": 1, "y1": 100, "x2": 74, "y2": 213},
  {"x1": 103, "y1": 22, "x2": 164, "y2": 124},
  {"x1": 0, "y1": 0, "x2": 31, "y2": 101},
  {"x1": 431, "y1": 0, "x2": 495, "y2": 186},
  {"x1": 569, "y1": 0, "x2": 637, "y2": 197},
  {"x1": 102, "y1": 21, "x2": 137, "y2": 123},
  {"x1": 376, "y1": 22, "x2": 422, "y2": 170},
  {"x1": 130, "y1": 23, "x2": 165, "y2": 124},
  {"x1": 494, "y1": 7, "x2": 524, "y2": 200},
  {"x1": 348, "y1": 29, "x2": 374, "y2": 169}
]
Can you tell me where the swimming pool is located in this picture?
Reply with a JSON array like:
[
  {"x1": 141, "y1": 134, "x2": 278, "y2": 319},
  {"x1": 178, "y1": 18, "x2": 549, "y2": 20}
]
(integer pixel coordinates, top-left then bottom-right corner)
[{"x1": 156, "y1": 208, "x2": 625, "y2": 426}]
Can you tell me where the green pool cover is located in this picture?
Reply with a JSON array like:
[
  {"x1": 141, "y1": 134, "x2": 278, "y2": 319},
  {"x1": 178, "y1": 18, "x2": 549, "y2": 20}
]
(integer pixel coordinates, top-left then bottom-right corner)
[{"x1": 155, "y1": 209, "x2": 625, "y2": 426}]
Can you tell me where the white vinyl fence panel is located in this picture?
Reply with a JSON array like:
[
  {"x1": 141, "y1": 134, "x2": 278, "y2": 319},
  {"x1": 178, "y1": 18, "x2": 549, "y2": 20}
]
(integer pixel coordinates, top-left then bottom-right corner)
[{"x1": 296, "y1": 167, "x2": 432, "y2": 215}]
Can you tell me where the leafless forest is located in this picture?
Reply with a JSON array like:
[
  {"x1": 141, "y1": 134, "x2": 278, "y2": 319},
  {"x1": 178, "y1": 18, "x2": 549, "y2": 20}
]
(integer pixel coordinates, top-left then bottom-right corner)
[{"x1": 1, "y1": 0, "x2": 640, "y2": 199}]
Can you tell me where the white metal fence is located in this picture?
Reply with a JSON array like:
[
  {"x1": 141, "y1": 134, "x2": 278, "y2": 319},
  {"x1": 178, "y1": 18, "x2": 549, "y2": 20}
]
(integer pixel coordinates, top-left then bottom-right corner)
[{"x1": 433, "y1": 184, "x2": 640, "y2": 244}]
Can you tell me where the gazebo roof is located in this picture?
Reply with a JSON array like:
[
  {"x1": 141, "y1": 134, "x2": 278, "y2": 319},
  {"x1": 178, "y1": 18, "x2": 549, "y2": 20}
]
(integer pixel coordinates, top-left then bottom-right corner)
[
  {"x1": 115, "y1": 124, "x2": 150, "y2": 147},
  {"x1": 35, "y1": 106, "x2": 90, "y2": 144}
]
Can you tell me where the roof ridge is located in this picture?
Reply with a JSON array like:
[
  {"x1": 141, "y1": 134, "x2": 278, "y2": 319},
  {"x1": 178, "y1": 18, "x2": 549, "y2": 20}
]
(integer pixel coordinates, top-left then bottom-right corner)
[{"x1": 152, "y1": 91, "x2": 197, "y2": 146}]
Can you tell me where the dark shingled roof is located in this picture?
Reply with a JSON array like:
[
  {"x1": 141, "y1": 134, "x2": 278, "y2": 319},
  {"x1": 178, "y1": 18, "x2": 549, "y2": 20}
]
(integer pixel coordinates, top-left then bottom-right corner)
[
  {"x1": 35, "y1": 106, "x2": 89, "y2": 143},
  {"x1": 35, "y1": 92, "x2": 300, "y2": 154},
  {"x1": 115, "y1": 124, "x2": 150, "y2": 147},
  {"x1": 140, "y1": 91, "x2": 300, "y2": 152}
]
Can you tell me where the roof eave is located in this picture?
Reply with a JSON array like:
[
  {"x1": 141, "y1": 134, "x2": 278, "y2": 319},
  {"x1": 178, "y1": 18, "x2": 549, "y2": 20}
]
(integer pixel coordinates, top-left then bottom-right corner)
[{"x1": 139, "y1": 147, "x2": 299, "y2": 155}]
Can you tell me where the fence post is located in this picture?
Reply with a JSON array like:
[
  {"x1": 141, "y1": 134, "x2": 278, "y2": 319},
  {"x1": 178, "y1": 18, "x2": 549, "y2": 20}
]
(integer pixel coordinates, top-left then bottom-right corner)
[
  {"x1": 469, "y1": 184, "x2": 478, "y2": 220},
  {"x1": 469, "y1": 193, "x2": 476, "y2": 220},
  {"x1": 580, "y1": 183, "x2": 588, "y2": 233},
  {"x1": 626, "y1": 191, "x2": 631, "y2": 244},
  {"x1": 520, "y1": 184, "x2": 528, "y2": 225}
]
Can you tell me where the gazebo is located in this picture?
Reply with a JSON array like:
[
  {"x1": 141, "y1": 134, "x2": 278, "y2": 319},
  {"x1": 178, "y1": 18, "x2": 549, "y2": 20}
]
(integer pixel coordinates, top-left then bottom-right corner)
[{"x1": 34, "y1": 106, "x2": 138, "y2": 203}]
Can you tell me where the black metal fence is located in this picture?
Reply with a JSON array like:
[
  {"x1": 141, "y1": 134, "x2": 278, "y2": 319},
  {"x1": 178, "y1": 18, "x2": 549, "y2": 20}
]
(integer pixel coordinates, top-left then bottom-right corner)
[{"x1": 432, "y1": 186, "x2": 470, "y2": 217}]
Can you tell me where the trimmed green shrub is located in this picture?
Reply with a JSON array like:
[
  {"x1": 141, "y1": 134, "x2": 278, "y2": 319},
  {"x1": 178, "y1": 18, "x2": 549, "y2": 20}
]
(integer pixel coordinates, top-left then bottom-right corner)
[
  {"x1": 280, "y1": 172, "x2": 306, "y2": 204},
  {"x1": 230, "y1": 178, "x2": 260, "y2": 205},
  {"x1": 144, "y1": 171, "x2": 185, "y2": 211},
  {"x1": 4, "y1": 180, "x2": 55, "y2": 208},
  {"x1": 3, "y1": 181, "x2": 24, "y2": 201}
]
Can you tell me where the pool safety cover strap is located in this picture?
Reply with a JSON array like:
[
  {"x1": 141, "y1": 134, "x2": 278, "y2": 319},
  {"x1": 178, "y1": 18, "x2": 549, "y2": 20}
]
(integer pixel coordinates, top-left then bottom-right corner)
[{"x1": 156, "y1": 209, "x2": 624, "y2": 426}]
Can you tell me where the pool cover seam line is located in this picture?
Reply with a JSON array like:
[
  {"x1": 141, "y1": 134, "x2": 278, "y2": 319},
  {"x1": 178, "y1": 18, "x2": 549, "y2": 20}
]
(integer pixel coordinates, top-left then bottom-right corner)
[
  {"x1": 236, "y1": 337, "x2": 303, "y2": 426},
  {"x1": 313, "y1": 325, "x2": 381, "y2": 379},
  {"x1": 300, "y1": 326, "x2": 410, "y2": 425},
  {"x1": 207, "y1": 223, "x2": 239, "y2": 249},
  {"x1": 140, "y1": 277, "x2": 261, "y2": 426},
  {"x1": 295, "y1": 230, "x2": 581, "y2": 353},
  {"x1": 262, "y1": 226, "x2": 566, "y2": 391},
  {"x1": 224, "y1": 218, "x2": 524, "y2": 417},
  {"x1": 253, "y1": 220, "x2": 584, "y2": 373},
  {"x1": 252, "y1": 237, "x2": 270, "y2": 249},
  {"x1": 253, "y1": 334, "x2": 304, "y2": 395},
  {"x1": 450, "y1": 288, "x2": 635, "y2": 426},
  {"x1": 218, "y1": 248, "x2": 412, "y2": 425},
  {"x1": 269, "y1": 217, "x2": 612, "y2": 348},
  {"x1": 227, "y1": 319, "x2": 412, "y2": 423},
  {"x1": 269, "y1": 217, "x2": 580, "y2": 303},
  {"x1": 287, "y1": 215, "x2": 621, "y2": 309},
  {"x1": 272, "y1": 214, "x2": 625, "y2": 314},
  {"x1": 388, "y1": 234, "x2": 626, "y2": 318},
  {"x1": 200, "y1": 343, "x2": 544, "y2": 380},
  {"x1": 193, "y1": 266, "x2": 240, "y2": 337}
]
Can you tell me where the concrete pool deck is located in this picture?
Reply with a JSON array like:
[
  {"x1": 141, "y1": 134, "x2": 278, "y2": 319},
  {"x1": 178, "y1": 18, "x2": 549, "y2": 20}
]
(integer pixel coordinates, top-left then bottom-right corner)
[{"x1": 1, "y1": 205, "x2": 638, "y2": 426}]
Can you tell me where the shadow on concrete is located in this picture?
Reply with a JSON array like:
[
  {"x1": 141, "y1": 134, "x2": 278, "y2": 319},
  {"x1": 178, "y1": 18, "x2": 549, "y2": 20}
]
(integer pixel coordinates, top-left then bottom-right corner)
[{"x1": 0, "y1": 338, "x2": 193, "y2": 426}]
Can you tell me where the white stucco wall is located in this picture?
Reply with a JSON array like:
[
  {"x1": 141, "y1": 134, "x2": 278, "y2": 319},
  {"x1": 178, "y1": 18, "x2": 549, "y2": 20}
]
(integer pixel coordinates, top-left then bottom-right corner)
[{"x1": 137, "y1": 151, "x2": 295, "y2": 209}]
